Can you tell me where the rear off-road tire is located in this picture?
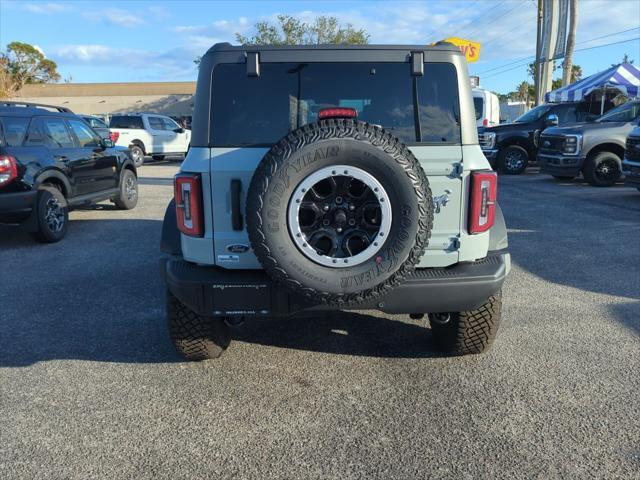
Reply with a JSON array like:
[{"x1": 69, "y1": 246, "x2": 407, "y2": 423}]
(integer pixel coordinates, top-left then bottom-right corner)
[
  {"x1": 429, "y1": 292, "x2": 502, "y2": 356},
  {"x1": 167, "y1": 290, "x2": 231, "y2": 361}
]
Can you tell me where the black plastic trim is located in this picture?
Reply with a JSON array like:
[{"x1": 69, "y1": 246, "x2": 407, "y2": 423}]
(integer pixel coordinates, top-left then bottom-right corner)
[
  {"x1": 230, "y1": 179, "x2": 243, "y2": 231},
  {"x1": 161, "y1": 252, "x2": 510, "y2": 317},
  {"x1": 160, "y1": 199, "x2": 182, "y2": 255}
]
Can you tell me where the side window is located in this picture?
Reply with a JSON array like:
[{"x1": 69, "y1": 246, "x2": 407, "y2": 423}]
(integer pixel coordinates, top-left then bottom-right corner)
[
  {"x1": 41, "y1": 117, "x2": 74, "y2": 148},
  {"x1": 162, "y1": 117, "x2": 179, "y2": 131},
  {"x1": 109, "y1": 116, "x2": 144, "y2": 129},
  {"x1": 148, "y1": 116, "x2": 165, "y2": 130},
  {"x1": 91, "y1": 118, "x2": 108, "y2": 129},
  {"x1": 25, "y1": 118, "x2": 46, "y2": 146},
  {"x1": 68, "y1": 119, "x2": 101, "y2": 147},
  {"x1": 555, "y1": 106, "x2": 577, "y2": 124},
  {"x1": 0, "y1": 116, "x2": 30, "y2": 147},
  {"x1": 416, "y1": 63, "x2": 461, "y2": 143}
]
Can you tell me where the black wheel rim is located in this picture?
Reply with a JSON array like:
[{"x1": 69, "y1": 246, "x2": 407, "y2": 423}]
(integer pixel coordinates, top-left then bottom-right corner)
[
  {"x1": 595, "y1": 159, "x2": 620, "y2": 182},
  {"x1": 288, "y1": 165, "x2": 392, "y2": 268},
  {"x1": 505, "y1": 149, "x2": 525, "y2": 171},
  {"x1": 44, "y1": 197, "x2": 65, "y2": 233}
]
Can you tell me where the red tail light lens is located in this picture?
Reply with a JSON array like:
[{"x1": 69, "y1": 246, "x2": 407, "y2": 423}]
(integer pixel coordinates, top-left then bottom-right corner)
[
  {"x1": 318, "y1": 107, "x2": 358, "y2": 120},
  {"x1": 469, "y1": 171, "x2": 497, "y2": 234},
  {"x1": 0, "y1": 155, "x2": 18, "y2": 187},
  {"x1": 482, "y1": 118, "x2": 489, "y2": 126},
  {"x1": 109, "y1": 131, "x2": 120, "y2": 143},
  {"x1": 174, "y1": 174, "x2": 203, "y2": 237}
]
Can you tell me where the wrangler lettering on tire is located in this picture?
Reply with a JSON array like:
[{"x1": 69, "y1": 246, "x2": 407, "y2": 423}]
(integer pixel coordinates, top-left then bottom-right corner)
[{"x1": 247, "y1": 119, "x2": 434, "y2": 305}]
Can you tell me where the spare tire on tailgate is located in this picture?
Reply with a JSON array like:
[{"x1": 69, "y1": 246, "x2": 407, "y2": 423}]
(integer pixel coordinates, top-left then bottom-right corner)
[{"x1": 247, "y1": 118, "x2": 433, "y2": 306}]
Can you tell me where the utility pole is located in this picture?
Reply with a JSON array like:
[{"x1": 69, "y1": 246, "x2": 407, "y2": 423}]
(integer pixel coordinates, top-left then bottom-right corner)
[
  {"x1": 534, "y1": 0, "x2": 544, "y2": 105},
  {"x1": 562, "y1": 0, "x2": 578, "y2": 86}
]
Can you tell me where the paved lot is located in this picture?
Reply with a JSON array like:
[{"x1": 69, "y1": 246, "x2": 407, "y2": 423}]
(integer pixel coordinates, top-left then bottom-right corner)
[{"x1": 1, "y1": 163, "x2": 639, "y2": 479}]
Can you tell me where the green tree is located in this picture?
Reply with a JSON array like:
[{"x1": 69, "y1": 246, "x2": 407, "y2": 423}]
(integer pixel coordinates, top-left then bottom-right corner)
[
  {"x1": 612, "y1": 53, "x2": 635, "y2": 66},
  {"x1": 0, "y1": 42, "x2": 60, "y2": 95},
  {"x1": 236, "y1": 14, "x2": 369, "y2": 45}
]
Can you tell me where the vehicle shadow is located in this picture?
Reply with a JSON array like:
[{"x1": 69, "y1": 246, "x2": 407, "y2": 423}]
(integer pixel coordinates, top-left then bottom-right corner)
[
  {"x1": 0, "y1": 219, "x2": 444, "y2": 366},
  {"x1": 233, "y1": 311, "x2": 438, "y2": 359},
  {"x1": 609, "y1": 302, "x2": 640, "y2": 337}
]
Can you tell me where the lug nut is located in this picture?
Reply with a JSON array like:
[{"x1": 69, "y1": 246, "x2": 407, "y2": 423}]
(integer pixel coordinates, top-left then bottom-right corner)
[
  {"x1": 336, "y1": 227, "x2": 343, "y2": 233},
  {"x1": 335, "y1": 196, "x2": 343, "y2": 205},
  {"x1": 323, "y1": 204, "x2": 330, "y2": 211},
  {"x1": 348, "y1": 219, "x2": 356, "y2": 226},
  {"x1": 323, "y1": 219, "x2": 330, "y2": 226}
]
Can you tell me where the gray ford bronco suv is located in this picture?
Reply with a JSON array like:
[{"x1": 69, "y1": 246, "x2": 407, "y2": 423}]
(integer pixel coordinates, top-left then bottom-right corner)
[{"x1": 160, "y1": 43, "x2": 510, "y2": 361}]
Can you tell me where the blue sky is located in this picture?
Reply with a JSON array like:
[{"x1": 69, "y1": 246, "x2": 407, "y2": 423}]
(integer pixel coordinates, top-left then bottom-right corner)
[{"x1": 1, "y1": 0, "x2": 639, "y2": 94}]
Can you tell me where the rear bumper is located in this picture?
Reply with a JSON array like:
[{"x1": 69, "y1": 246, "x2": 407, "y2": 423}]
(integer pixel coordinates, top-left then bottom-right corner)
[
  {"x1": 538, "y1": 153, "x2": 584, "y2": 177},
  {"x1": 622, "y1": 159, "x2": 640, "y2": 188},
  {"x1": 0, "y1": 190, "x2": 37, "y2": 224},
  {"x1": 161, "y1": 252, "x2": 511, "y2": 317}
]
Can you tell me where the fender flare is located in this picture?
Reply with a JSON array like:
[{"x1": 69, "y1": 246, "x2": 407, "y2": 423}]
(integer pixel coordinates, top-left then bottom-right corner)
[
  {"x1": 34, "y1": 168, "x2": 72, "y2": 197},
  {"x1": 161, "y1": 199, "x2": 182, "y2": 255},
  {"x1": 489, "y1": 204, "x2": 508, "y2": 251}
]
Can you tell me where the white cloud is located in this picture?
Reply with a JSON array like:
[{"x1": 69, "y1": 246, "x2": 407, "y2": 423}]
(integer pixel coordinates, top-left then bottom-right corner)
[
  {"x1": 23, "y1": 2, "x2": 70, "y2": 14},
  {"x1": 83, "y1": 8, "x2": 144, "y2": 28}
]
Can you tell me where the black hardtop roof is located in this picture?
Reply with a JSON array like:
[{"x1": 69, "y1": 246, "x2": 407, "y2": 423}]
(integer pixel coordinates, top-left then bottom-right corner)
[{"x1": 204, "y1": 41, "x2": 461, "y2": 57}]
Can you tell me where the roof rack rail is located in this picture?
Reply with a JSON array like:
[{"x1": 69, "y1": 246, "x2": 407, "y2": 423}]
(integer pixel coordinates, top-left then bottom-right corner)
[{"x1": 0, "y1": 101, "x2": 74, "y2": 113}]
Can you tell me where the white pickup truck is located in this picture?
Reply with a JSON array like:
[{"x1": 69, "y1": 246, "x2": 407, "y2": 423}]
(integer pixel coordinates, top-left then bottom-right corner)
[{"x1": 108, "y1": 113, "x2": 190, "y2": 167}]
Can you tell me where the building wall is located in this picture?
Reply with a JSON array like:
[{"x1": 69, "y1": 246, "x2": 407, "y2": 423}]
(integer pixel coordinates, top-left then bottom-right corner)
[{"x1": 10, "y1": 82, "x2": 196, "y2": 118}]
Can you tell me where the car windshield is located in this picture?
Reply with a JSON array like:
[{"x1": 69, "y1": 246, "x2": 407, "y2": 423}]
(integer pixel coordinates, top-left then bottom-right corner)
[
  {"x1": 514, "y1": 105, "x2": 551, "y2": 123},
  {"x1": 473, "y1": 97, "x2": 483, "y2": 120},
  {"x1": 596, "y1": 102, "x2": 640, "y2": 123},
  {"x1": 211, "y1": 62, "x2": 461, "y2": 146}
]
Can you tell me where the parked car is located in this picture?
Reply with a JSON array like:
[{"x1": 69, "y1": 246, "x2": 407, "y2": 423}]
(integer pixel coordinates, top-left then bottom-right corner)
[
  {"x1": 160, "y1": 42, "x2": 511, "y2": 361},
  {"x1": 81, "y1": 115, "x2": 110, "y2": 139},
  {"x1": 538, "y1": 100, "x2": 640, "y2": 186},
  {"x1": 473, "y1": 88, "x2": 500, "y2": 127},
  {"x1": 478, "y1": 101, "x2": 595, "y2": 174},
  {"x1": 0, "y1": 102, "x2": 138, "y2": 243},
  {"x1": 108, "y1": 113, "x2": 191, "y2": 167},
  {"x1": 621, "y1": 126, "x2": 640, "y2": 191}
]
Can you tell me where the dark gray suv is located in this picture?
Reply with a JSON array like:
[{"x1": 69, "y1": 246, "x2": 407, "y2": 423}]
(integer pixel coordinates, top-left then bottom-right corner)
[{"x1": 538, "y1": 101, "x2": 640, "y2": 186}]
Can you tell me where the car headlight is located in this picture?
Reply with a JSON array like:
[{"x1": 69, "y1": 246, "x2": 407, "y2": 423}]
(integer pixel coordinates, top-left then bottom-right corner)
[{"x1": 562, "y1": 134, "x2": 582, "y2": 155}]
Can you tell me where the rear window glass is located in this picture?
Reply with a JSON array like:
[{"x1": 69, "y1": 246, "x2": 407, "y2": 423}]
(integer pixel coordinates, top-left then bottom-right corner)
[
  {"x1": 211, "y1": 62, "x2": 461, "y2": 146},
  {"x1": 110, "y1": 116, "x2": 143, "y2": 129},
  {"x1": 0, "y1": 116, "x2": 30, "y2": 147},
  {"x1": 473, "y1": 97, "x2": 483, "y2": 120}
]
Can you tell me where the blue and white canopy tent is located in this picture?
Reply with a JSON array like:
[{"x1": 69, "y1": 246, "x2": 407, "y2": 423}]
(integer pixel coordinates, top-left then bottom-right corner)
[{"x1": 545, "y1": 63, "x2": 640, "y2": 113}]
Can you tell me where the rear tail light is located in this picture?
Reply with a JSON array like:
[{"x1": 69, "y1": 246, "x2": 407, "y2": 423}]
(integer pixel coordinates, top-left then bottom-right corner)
[
  {"x1": 0, "y1": 155, "x2": 18, "y2": 187},
  {"x1": 174, "y1": 174, "x2": 203, "y2": 237},
  {"x1": 482, "y1": 118, "x2": 489, "y2": 126},
  {"x1": 109, "y1": 131, "x2": 120, "y2": 143},
  {"x1": 318, "y1": 107, "x2": 358, "y2": 120},
  {"x1": 469, "y1": 171, "x2": 497, "y2": 234}
]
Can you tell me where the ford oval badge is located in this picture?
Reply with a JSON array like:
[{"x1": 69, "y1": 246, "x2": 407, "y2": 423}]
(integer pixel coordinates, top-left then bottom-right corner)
[{"x1": 227, "y1": 244, "x2": 250, "y2": 253}]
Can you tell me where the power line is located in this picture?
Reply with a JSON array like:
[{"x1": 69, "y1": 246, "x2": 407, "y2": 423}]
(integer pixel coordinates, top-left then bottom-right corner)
[
  {"x1": 425, "y1": 0, "x2": 481, "y2": 42},
  {"x1": 463, "y1": 1, "x2": 528, "y2": 40},
  {"x1": 481, "y1": 36, "x2": 640, "y2": 79},
  {"x1": 476, "y1": 27, "x2": 640, "y2": 76}
]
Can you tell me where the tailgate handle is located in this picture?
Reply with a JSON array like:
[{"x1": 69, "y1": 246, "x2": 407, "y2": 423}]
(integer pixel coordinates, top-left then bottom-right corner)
[{"x1": 231, "y1": 179, "x2": 243, "y2": 231}]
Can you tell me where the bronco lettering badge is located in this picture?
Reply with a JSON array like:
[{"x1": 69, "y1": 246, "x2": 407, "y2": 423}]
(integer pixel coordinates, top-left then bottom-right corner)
[{"x1": 227, "y1": 244, "x2": 250, "y2": 253}]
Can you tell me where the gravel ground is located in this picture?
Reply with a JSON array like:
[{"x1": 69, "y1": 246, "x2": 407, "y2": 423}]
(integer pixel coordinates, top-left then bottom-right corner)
[{"x1": 1, "y1": 163, "x2": 638, "y2": 480}]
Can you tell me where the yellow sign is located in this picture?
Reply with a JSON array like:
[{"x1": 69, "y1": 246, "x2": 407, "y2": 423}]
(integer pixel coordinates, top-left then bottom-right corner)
[{"x1": 444, "y1": 37, "x2": 481, "y2": 63}]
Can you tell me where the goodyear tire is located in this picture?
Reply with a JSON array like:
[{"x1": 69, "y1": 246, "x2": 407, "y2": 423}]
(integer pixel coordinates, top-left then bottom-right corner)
[
  {"x1": 429, "y1": 292, "x2": 502, "y2": 356},
  {"x1": 247, "y1": 119, "x2": 433, "y2": 306},
  {"x1": 166, "y1": 290, "x2": 231, "y2": 361}
]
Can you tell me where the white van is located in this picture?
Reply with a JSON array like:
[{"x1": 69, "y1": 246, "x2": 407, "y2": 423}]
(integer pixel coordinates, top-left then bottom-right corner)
[{"x1": 472, "y1": 88, "x2": 500, "y2": 127}]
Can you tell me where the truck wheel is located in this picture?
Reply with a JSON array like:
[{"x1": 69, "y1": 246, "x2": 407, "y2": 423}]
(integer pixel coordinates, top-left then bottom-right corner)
[
  {"x1": 113, "y1": 169, "x2": 138, "y2": 210},
  {"x1": 29, "y1": 185, "x2": 69, "y2": 243},
  {"x1": 429, "y1": 292, "x2": 502, "y2": 356},
  {"x1": 583, "y1": 151, "x2": 622, "y2": 187},
  {"x1": 247, "y1": 119, "x2": 433, "y2": 306},
  {"x1": 166, "y1": 290, "x2": 231, "y2": 361},
  {"x1": 129, "y1": 144, "x2": 145, "y2": 168},
  {"x1": 497, "y1": 145, "x2": 528, "y2": 175}
]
